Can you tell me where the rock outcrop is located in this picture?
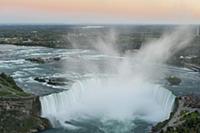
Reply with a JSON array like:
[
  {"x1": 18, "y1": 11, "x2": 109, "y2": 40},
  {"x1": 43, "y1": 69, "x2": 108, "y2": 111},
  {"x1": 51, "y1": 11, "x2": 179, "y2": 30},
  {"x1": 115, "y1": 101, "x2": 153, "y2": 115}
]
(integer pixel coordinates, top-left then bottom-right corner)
[
  {"x1": 166, "y1": 76, "x2": 181, "y2": 86},
  {"x1": 25, "y1": 57, "x2": 61, "y2": 64},
  {"x1": 34, "y1": 76, "x2": 71, "y2": 86},
  {"x1": 0, "y1": 73, "x2": 51, "y2": 133},
  {"x1": 152, "y1": 95, "x2": 200, "y2": 133}
]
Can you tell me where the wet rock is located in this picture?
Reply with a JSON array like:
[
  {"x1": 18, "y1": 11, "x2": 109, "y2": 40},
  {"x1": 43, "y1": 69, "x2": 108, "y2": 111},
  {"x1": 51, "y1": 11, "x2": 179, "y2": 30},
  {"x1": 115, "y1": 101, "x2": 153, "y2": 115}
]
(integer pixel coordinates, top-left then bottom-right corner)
[
  {"x1": 50, "y1": 57, "x2": 61, "y2": 61},
  {"x1": 25, "y1": 57, "x2": 45, "y2": 64},
  {"x1": 34, "y1": 77, "x2": 46, "y2": 83},
  {"x1": 183, "y1": 95, "x2": 200, "y2": 108},
  {"x1": 34, "y1": 77, "x2": 70, "y2": 86},
  {"x1": 166, "y1": 76, "x2": 181, "y2": 86},
  {"x1": 25, "y1": 57, "x2": 61, "y2": 64},
  {"x1": 47, "y1": 80, "x2": 65, "y2": 86},
  {"x1": 47, "y1": 77, "x2": 69, "y2": 86}
]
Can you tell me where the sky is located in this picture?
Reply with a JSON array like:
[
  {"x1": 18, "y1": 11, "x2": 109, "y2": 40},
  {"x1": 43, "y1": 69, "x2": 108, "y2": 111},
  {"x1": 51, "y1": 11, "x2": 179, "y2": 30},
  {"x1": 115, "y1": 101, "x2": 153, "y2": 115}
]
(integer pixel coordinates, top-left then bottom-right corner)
[{"x1": 0, "y1": 0, "x2": 200, "y2": 24}]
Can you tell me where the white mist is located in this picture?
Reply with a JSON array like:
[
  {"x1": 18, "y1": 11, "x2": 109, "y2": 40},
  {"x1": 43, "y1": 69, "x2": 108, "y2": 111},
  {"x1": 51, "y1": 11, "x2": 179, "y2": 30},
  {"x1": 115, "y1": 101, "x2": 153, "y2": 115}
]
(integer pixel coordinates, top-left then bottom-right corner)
[{"x1": 40, "y1": 27, "x2": 193, "y2": 130}]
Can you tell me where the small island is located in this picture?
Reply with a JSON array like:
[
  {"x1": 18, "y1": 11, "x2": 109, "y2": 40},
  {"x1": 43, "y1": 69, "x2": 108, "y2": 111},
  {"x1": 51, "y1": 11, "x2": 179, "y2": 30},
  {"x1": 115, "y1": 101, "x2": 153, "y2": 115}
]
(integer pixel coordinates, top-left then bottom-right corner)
[
  {"x1": 166, "y1": 76, "x2": 182, "y2": 86},
  {"x1": 0, "y1": 73, "x2": 51, "y2": 133}
]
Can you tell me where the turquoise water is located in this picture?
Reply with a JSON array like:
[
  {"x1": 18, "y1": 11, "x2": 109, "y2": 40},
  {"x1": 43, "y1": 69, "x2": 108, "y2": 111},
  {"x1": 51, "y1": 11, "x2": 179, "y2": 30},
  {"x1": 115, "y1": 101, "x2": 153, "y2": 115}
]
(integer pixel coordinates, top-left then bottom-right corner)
[{"x1": 0, "y1": 45, "x2": 199, "y2": 133}]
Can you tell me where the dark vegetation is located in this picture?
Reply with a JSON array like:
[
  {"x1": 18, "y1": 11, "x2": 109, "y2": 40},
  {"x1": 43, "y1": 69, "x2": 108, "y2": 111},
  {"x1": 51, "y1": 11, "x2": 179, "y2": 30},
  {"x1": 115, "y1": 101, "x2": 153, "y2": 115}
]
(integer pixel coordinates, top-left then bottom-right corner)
[
  {"x1": 166, "y1": 76, "x2": 181, "y2": 86},
  {"x1": 0, "y1": 25, "x2": 200, "y2": 68},
  {"x1": 0, "y1": 25, "x2": 72, "y2": 48},
  {"x1": 0, "y1": 25, "x2": 172, "y2": 49},
  {"x1": 161, "y1": 111, "x2": 200, "y2": 133},
  {"x1": 0, "y1": 73, "x2": 51, "y2": 133},
  {"x1": 152, "y1": 96, "x2": 200, "y2": 133},
  {"x1": 0, "y1": 25, "x2": 200, "y2": 132},
  {"x1": 0, "y1": 73, "x2": 30, "y2": 97}
]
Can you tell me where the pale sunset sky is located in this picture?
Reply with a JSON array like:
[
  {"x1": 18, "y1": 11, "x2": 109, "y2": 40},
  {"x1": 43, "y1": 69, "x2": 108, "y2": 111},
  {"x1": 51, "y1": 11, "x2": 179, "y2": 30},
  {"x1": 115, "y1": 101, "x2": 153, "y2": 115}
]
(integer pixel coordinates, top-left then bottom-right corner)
[{"x1": 0, "y1": 0, "x2": 200, "y2": 24}]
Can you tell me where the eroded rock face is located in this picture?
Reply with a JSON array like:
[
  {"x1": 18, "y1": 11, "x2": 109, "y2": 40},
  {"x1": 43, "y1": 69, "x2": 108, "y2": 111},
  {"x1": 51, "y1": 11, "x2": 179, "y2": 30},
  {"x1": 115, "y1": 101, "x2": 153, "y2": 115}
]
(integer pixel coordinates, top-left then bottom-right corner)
[
  {"x1": 0, "y1": 97, "x2": 51, "y2": 133},
  {"x1": 0, "y1": 73, "x2": 51, "y2": 133}
]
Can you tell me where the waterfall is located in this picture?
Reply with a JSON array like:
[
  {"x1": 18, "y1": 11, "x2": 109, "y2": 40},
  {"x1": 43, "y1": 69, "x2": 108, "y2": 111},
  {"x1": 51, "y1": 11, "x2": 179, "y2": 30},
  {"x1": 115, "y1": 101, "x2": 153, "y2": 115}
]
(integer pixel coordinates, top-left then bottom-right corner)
[
  {"x1": 40, "y1": 78, "x2": 175, "y2": 127},
  {"x1": 39, "y1": 27, "x2": 193, "y2": 132}
]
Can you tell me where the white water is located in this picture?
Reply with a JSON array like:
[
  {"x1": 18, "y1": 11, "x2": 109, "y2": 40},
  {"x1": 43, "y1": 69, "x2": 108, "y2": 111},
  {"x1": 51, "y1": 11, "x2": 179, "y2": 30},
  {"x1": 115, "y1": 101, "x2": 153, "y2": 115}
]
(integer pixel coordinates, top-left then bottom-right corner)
[
  {"x1": 40, "y1": 77, "x2": 175, "y2": 127},
  {"x1": 40, "y1": 27, "x2": 193, "y2": 130}
]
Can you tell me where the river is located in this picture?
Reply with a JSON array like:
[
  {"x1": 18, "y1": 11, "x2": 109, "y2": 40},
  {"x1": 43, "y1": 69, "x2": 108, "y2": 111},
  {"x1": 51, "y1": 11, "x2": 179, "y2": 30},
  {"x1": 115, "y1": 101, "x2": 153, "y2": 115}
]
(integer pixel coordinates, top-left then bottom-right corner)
[{"x1": 0, "y1": 44, "x2": 199, "y2": 133}]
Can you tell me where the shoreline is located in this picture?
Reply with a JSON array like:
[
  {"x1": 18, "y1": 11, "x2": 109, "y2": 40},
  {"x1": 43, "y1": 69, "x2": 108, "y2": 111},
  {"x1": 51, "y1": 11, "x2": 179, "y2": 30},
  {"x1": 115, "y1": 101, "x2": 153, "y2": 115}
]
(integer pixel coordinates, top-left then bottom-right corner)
[
  {"x1": 0, "y1": 73, "x2": 51, "y2": 133},
  {"x1": 152, "y1": 95, "x2": 200, "y2": 133}
]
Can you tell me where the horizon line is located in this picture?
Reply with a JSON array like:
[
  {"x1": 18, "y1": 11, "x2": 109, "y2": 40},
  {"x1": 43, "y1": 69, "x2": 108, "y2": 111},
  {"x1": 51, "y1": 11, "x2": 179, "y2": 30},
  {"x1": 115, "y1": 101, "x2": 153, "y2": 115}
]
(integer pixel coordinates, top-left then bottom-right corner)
[{"x1": 0, "y1": 22, "x2": 199, "y2": 26}]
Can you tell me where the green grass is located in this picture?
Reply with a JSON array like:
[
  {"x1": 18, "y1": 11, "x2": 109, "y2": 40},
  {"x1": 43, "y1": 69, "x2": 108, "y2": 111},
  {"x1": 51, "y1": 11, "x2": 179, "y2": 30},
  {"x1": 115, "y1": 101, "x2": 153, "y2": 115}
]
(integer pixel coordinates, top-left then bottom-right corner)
[{"x1": 0, "y1": 73, "x2": 31, "y2": 97}]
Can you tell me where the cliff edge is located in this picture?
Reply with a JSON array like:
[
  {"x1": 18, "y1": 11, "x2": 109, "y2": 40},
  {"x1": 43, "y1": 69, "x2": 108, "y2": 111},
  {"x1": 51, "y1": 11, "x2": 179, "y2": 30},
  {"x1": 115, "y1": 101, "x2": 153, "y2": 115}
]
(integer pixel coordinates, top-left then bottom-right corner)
[
  {"x1": 0, "y1": 73, "x2": 51, "y2": 133},
  {"x1": 152, "y1": 95, "x2": 200, "y2": 133}
]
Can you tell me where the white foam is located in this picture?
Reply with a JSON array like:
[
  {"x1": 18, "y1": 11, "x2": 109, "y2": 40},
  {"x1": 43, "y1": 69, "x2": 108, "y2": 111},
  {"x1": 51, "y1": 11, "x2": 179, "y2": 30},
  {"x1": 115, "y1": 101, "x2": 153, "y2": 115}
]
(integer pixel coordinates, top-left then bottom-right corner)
[{"x1": 40, "y1": 77, "x2": 175, "y2": 127}]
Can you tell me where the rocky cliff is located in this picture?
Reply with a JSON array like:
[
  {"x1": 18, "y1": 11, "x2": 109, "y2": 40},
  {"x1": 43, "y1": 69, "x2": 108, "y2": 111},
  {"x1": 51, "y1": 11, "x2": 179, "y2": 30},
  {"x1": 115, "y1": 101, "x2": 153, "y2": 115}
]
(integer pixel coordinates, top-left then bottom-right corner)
[
  {"x1": 0, "y1": 73, "x2": 51, "y2": 133},
  {"x1": 152, "y1": 95, "x2": 200, "y2": 133}
]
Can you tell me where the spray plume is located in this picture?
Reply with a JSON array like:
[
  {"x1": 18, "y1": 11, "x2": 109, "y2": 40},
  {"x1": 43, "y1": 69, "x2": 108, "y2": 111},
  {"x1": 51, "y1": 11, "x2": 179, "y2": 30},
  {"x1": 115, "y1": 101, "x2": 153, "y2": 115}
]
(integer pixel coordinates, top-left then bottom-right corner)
[{"x1": 40, "y1": 26, "x2": 194, "y2": 131}]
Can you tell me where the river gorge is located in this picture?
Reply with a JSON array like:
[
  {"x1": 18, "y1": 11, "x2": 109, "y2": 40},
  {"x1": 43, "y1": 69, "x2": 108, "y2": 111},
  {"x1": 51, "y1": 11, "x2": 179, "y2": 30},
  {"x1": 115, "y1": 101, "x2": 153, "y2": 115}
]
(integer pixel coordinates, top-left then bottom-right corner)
[{"x1": 0, "y1": 40, "x2": 200, "y2": 133}]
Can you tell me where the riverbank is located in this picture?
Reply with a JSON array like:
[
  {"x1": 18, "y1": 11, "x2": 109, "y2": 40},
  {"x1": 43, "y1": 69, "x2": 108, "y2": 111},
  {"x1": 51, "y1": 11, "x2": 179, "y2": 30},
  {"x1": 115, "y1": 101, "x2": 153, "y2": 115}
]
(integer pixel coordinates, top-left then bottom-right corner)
[
  {"x1": 152, "y1": 95, "x2": 200, "y2": 133},
  {"x1": 0, "y1": 73, "x2": 51, "y2": 133}
]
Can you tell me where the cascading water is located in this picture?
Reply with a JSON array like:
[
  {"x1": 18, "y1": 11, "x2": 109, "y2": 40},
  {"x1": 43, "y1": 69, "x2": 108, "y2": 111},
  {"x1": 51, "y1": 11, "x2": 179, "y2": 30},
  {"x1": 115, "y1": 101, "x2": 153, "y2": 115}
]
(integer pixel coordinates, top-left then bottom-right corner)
[
  {"x1": 40, "y1": 27, "x2": 193, "y2": 132},
  {"x1": 40, "y1": 77, "x2": 175, "y2": 129}
]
